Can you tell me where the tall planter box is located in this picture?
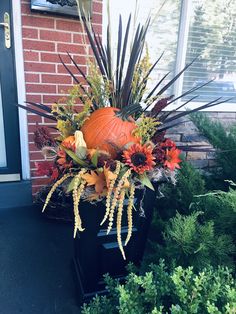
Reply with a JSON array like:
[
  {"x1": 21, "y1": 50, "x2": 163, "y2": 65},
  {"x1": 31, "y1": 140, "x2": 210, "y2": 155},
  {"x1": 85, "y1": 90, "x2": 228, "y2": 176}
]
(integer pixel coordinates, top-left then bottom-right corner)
[{"x1": 73, "y1": 188, "x2": 156, "y2": 303}]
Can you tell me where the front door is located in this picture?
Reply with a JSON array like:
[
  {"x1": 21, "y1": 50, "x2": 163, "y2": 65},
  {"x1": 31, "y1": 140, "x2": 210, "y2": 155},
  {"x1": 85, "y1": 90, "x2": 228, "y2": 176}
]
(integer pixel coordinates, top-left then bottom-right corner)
[{"x1": 0, "y1": 0, "x2": 21, "y2": 182}]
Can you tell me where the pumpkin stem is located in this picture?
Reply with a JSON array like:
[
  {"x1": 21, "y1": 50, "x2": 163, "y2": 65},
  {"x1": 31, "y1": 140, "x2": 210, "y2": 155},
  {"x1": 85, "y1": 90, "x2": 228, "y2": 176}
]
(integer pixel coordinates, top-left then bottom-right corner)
[{"x1": 115, "y1": 103, "x2": 142, "y2": 121}]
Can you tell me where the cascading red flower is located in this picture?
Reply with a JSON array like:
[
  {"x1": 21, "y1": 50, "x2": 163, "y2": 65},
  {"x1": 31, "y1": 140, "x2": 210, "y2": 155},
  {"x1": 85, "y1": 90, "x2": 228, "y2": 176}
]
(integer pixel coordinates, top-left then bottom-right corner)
[
  {"x1": 161, "y1": 138, "x2": 176, "y2": 149},
  {"x1": 34, "y1": 126, "x2": 56, "y2": 149},
  {"x1": 164, "y1": 148, "x2": 182, "y2": 171},
  {"x1": 123, "y1": 144, "x2": 155, "y2": 174},
  {"x1": 152, "y1": 146, "x2": 166, "y2": 164},
  {"x1": 35, "y1": 161, "x2": 59, "y2": 181}
]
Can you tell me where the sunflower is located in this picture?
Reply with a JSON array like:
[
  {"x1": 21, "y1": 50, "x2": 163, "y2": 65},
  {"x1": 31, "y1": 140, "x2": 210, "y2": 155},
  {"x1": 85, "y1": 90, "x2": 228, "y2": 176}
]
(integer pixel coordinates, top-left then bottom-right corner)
[
  {"x1": 123, "y1": 144, "x2": 155, "y2": 174},
  {"x1": 164, "y1": 148, "x2": 182, "y2": 171}
]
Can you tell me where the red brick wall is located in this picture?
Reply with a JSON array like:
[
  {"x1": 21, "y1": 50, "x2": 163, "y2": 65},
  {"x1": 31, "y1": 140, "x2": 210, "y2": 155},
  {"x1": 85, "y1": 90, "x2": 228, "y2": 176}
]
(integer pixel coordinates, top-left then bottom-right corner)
[{"x1": 21, "y1": 0, "x2": 103, "y2": 194}]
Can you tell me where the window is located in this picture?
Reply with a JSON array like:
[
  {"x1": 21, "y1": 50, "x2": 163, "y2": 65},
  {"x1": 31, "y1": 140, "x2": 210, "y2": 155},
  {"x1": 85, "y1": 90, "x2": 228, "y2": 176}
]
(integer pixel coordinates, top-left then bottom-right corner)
[{"x1": 103, "y1": 0, "x2": 236, "y2": 111}]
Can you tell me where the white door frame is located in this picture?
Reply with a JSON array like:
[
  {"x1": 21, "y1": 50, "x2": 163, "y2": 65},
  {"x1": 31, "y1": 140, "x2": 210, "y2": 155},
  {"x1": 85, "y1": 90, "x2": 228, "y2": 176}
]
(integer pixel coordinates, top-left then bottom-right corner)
[{"x1": 12, "y1": 0, "x2": 30, "y2": 180}]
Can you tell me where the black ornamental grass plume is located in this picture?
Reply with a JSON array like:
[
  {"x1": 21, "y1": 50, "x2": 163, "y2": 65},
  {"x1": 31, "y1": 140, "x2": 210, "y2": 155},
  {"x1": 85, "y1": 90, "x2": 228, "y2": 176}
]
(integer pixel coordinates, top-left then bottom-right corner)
[{"x1": 17, "y1": 10, "x2": 234, "y2": 153}]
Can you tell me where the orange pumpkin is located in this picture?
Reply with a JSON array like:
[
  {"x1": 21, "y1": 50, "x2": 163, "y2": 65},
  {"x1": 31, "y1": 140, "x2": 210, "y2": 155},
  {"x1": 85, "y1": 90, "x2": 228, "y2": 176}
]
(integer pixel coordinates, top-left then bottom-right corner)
[{"x1": 81, "y1": 107, "x2": 139, "y2": 158}]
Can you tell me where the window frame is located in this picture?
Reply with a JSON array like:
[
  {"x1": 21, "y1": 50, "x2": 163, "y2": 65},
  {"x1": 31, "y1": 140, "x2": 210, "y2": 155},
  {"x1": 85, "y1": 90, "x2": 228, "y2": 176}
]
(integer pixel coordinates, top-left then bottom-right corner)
[
  {"x1": 171, "y1": 0, "x2": 236, "y2": 112},
  {"x1": 102, "y1": 0, "x2": 236, "y2": 112}
]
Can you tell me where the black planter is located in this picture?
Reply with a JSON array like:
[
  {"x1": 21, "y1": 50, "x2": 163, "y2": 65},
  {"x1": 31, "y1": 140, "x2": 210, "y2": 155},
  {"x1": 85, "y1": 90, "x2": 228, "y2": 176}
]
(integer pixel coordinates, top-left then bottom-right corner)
[{"x1": 73, "y1": 188, "x2": 156, "y2": 303}]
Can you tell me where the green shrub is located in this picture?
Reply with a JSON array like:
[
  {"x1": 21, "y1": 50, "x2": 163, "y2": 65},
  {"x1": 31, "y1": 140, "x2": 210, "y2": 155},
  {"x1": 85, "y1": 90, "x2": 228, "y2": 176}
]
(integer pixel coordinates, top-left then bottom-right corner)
[
  {"x1": 144, "y1": 211, "x2": 235, "y2": 271},
  {"x1": 81, "y1": 261, "x2": 236, "y2": 314},
  {"x1": 156, "y1": 162, "x2": 206, "y2": 218},
  {"x1": 145, "y1": 166, "x2": 236, "y2": 271},
  {"x1": 147, "y1": 162, "x2": 206, "y2": 246},
  {"x1": 193, "y1": 183, "x2": 236, "y2": 244},
  {"x1": 190, "y1": 112, "x2": 236, "y2": 189}
]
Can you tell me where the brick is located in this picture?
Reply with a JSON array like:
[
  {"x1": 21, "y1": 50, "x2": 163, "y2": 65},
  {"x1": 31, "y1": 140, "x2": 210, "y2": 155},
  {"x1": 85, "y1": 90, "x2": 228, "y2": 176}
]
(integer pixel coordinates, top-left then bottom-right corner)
[
  {"x1": 28, "y1": 134, "x2": 36, "y2": 142},
  {"x1": 29, "y1": 143, "x2": 39, "y2": 151},
  {"x1": 32, "y1": 177, "x2": 50, "y2": 186},
  {"x1": 56, "y1": 19, "x2": 83, "y2": 32},
  {"x1": 28, "y1": 124, "x2": 39, "y2": 133},
  {"x1": 57, "y1": 64, "x2": 87, "y2": 75},
  {"x1": 189, "y1": 159, "x2": 209, "y2": 169},
  {"x1": 57, "y1": 43, "x2": 86, "y2": 54},
  {"x1": 221, "y1": 119, "x2": 236, "y2": 128},
  {"x1": 218, "y1": 112, "x2": 236, "y2": 119},
  {"x1": 92, "y1": 13, "x2": 102, "y2": 24},
  {"x1": 206, "y1": 151, "x2": 216, "y2": 160},
  {"x1": 26, "y1": 95, "x2": 42, "y2": 103},
  {"x1": 24, "y1": 62, "x2": 56, "y2": 73},
  {"x1": 170, "y1": 122, "x2": 199, "y2": 134},
  {"x1": 57, "y1": 85, "x2": 73, "y2": 94},
  {"x1": 23, "y1": 39, "x2": 55, "y2": 52},
  {"x1": 92, "y1": 1, "x2": 103, "y2": 13},
  {"x1": 22, "y1": 16, "x2": 55, "y2": 29},
  {"x1": 187, "y1": 141, "x2": 211, "y2": 147},
  {"x1": 206, "y1": 112, "x2": 219, "y2": 118},
  {"x1": 73, "y1": 33, "x2": 88, "y2": 44},
  {"x1": 21, "y1": 3, "x2": 31, "y2": 14},
  {"x1": 40, "y1": 30, "x2": 71, "y2": 42},
  {"x1": 40, "y1": 52, "x2": 61, "y2": 63},
  {"x1": 22, "y1": 28, "x2": 39, "y2": 39},
  {"x1": 43, "y1": 95, "x2": 62, "y2": 103},
  {"x1": 187, "y1": 151, "x2": 207, "y2": 160},
  {"x1": 30, "y1": 152, "x2": 44, "y2": 160},
  {"x1": 182, "y1": 134, "x2": 208, "y2": 143},
  {"x1": 70, "y1": 55, "x2": 87, "y2": 65},
  {"x1": 92, "y1": 24, "x2": 102, "y2": 34},
  {"x1": 30, "y1": 161, "x2": 38, "y2": 169},
  {"x1": 25, "y1": 73, "x2": 40, "y2": 83},
  {"x1": 41, "y1": 74, "x2": 71, "y2": 84},
  {"x1": 27, "y1": 114, "x2": 42, "y2": 123},
  {"x1": 42, "y1": 119, "x2": 56, "y2": 126},
  {"x1": 209, "y1": 160, "x2": 217, "y2": 167},
  {"x1": 24, "y1": 51, "x2": 39, "y2": 62},
  {"x1": 26, "y1": 84, "x2": 57, "y2": 94},
  {"x1": 165, "y1": 134, "x2": 181, "y2": 141}
]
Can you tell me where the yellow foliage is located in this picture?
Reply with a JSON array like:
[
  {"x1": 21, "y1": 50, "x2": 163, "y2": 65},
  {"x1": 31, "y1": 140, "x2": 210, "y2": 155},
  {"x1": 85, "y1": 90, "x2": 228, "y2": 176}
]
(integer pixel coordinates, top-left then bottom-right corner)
[
  {"x1": 57, "y1": 120, "x2": 75, "y2": 138},
  {"x1": 133, "y1": 114, "x2": 161, "y2": 144}
]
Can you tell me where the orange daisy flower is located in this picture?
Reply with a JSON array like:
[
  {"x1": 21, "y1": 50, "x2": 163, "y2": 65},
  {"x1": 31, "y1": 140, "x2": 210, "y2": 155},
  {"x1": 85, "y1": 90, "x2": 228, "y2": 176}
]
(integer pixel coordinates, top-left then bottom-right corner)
[
  {"x1": 82, "y1": 170, "x2": 106, "y2": 194},
  {"x1": 164, "y1": 148, "x2": 182, "y2": 171},
  {"x1": 57, "y1": 150, "x2": 67, "y2": 165},
  {"x1": 123, "y1": 144, "x2": 155, "y2": 174},
  {"x1": 56, "y1": 150, "x2": 72, "y2": 169}
]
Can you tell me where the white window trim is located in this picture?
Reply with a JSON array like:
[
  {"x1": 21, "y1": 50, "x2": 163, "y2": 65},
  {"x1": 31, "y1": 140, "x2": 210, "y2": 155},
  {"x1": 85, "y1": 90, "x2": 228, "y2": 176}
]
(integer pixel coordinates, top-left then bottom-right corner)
[
  {"x1": 103, "y1": 0, "x2": 236, "y2": 112},
  {"x1": 170, "y1": 0, "x2": 236, "y2": 112},
  {"x1": 12, "y1": 0, "x2": 30, "y2": 180}
]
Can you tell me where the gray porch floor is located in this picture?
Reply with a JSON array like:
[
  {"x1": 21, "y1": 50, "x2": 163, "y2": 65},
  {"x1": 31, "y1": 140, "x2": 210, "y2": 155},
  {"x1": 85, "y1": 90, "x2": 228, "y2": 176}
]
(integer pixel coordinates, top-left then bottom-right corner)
[{"x1": 0, "y1": 206, "x2": 80, "y2": 314}]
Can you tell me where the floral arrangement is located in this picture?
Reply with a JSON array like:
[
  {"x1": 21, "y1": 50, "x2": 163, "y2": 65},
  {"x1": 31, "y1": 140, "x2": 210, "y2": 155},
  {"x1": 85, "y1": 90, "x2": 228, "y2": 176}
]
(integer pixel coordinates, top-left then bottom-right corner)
[{"x1": 19, "y1": 11, "x2": 231, "y2": 259}]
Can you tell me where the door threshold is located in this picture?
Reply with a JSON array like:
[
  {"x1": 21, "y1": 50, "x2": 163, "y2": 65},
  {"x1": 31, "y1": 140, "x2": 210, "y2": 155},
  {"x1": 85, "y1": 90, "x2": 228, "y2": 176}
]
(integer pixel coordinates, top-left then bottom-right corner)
[{"x1": 0, "y1": 180, "x2": 32, "y2": 209}]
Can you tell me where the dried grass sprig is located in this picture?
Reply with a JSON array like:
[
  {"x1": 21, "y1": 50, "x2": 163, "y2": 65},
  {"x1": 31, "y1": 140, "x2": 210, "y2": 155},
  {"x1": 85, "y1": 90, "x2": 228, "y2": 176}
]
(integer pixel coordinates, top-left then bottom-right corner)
[
  {"x1": 42, "y1": 173, "x2": 74, "y2": 212},
  {"x1": 116, "y1": 189, "x2": 126, "y2": 260},
  {"x1": 72, "y1": 169, "x2": 86, "y2": 237},
  {"x1": 107, "y1": 168, "x2": 131, "y2": 234},
  {"x1": 125, "y1": 183, "x2": 136, "y2": 246},
  {"x1": 100, "y1": 161, "x2": 121, "y2": 226}
]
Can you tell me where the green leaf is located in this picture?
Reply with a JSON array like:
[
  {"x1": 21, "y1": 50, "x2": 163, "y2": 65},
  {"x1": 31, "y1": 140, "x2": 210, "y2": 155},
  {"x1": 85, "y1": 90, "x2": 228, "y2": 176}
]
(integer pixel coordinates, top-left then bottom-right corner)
[
  {"x1": 76, "y1": 146, "x2": 87, "y2": 160},
  {"x1": 61, "y1": 146, "x2": 88, "y2": 167},
  {"x1": 66, "y1": 177, "x2": 76, "y2": 193},
  {"x1": 140, "y1": 173, "x2": 155, "y2": 191},
  {"x1": 91, "y1": 151, "x2": 98, "y2": 167}
]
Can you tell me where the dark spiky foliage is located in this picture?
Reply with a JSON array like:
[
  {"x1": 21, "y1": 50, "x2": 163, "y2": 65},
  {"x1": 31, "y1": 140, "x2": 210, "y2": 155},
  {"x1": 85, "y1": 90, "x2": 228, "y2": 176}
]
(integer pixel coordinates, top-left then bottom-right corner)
[
  {"x1": 58, "y1": 12, "x2": 233, "y2": 125},
  {"x1": 17, "y1": 12, "x2": 232, "y2": 140}
]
